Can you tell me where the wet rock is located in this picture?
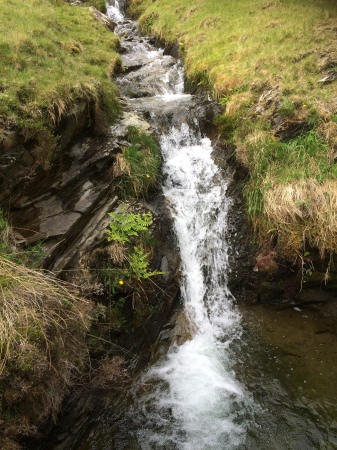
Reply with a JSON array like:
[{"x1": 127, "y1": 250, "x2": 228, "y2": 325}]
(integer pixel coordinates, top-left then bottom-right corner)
[
  {"x1": 302, "y1": 271, "x2": 337, "y2": 289},
  {"x1": 40, "y1": 211, "x2": 81, "y2": 238},
  {"x1": 160, "y1": 255, "x2": 170, "y2": 280},
  {"x1": 20, "y1": 149, "x2": 35, "y2": 167},
  {"x1": 259, "y1": 281, "x2": 285, "y2": 304},
  {"x1": 295, "y1": 289, "x2": 333, "y2": 304},
  {"x1": 274, "y1": 118, "x2": 312, "y2": 141},
  {"x1": 0, "y1": 99, "x2": 94, "y2": 203},
  {"x1": 110, "y1": 111, "x2": 152, "y2": 137},
  {"x1": 89, "y1": 6, "x2": 116, "y2": 31},
  {"x1": 1, "y1": 129, "x2": 19, "y2": 150},
  {"x1": 57, "y1": 101, "x2": 90, "y2": 150},
  {"x1": 318, "y1": 70, "x2": 337, "y2": 84},
  {"x1": 163, "y1": 43, "x2": 179, "y2": 58},
  {"x1": 258, "y1": 88, "x2": 279, "y2": 107},
  {"x1": 0, "y1": 145, "x2": 37, "y2": 202},
  {"x1": 73, "y1": 181, "x2": 98, "y2": 212},
  {"x1": 118, "y1": 49, "x2": 177, "y2": 98}
]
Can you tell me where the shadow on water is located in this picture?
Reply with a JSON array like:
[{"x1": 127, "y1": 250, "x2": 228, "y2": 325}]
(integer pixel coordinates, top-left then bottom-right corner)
[
  {"x1": 238, "y1": 303, "x2": 337, "y2": 449},
  {"x1": 60, "y1": 302, "x2": 337, "y2": 450}
]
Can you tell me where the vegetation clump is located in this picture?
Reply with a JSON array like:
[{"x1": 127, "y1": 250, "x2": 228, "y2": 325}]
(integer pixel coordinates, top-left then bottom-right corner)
[
  {"x1": 81, "y1": 205, "x2": 163, "y2": 353},
  {"x1": 0, "y1": 198, "x2": 162, "y2": 446},
  {"x1": 130, "y1": 0, "x2": 337, "y2": 265},
  {"x1": 0, "y1": 0, "x2": 121, "y2": 166},
  {"x1": 102, "y1": 207, "x2": 162, "y2": 303},
  {"x1": 0, "y1": 256, "x2": 91, "y2": 448},
  {"x1": 114, "y1": 126, "x2": 161, "y2": 198}
]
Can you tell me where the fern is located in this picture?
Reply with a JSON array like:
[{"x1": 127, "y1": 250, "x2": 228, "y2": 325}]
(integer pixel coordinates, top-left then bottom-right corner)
[
  {"x1": 107, "y1": 212, "x2": 153, "y2": 244},
  {"x1": 128, "y1": 246, "x2": 162, "y2": 280},
  {"x1": 104, "y1": 210, "x2": 163, "y2": 298}
]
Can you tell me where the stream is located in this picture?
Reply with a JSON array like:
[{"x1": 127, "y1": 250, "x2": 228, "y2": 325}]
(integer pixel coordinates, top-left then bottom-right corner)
[{"x1": 43, "y1": 2, "x2": 337, "y2": 449}]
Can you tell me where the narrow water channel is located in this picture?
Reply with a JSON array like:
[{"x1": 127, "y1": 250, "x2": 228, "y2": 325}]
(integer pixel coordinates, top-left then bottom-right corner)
[
  {"x1": 106, "y1": 6, "x2": 251, "y2": 447},
  {"x1": 47, "y1": 3, "x2": 337, "y2": 449},
  {"x1": 133, "y1": 123, "x2": 251, "y2": 448}
]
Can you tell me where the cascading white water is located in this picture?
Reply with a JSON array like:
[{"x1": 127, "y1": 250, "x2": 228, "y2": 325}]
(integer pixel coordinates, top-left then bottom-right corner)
[
  {"x1": 106, "y1": 2, "x2": 251, "y2": 447},
  {"x1": 134, "y1": 120, "x2": 250, "y2": 449},
  {"x1": 106, "y1": 0, "x2": 124, "y2": 23}
]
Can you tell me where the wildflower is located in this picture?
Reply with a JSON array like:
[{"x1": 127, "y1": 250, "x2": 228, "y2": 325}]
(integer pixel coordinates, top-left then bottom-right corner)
[
  {"x1": 303, "y1": 104, "x2": 307, "y2": 108},
  {"x1": 118, "y1": 280, "x2": 124, "y2": 285},
  {"x1": 146, "y1": 174, "x2": 150, "y2": 178}
]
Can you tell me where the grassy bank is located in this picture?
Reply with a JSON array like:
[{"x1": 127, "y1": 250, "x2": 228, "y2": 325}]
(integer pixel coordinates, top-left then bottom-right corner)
[
  {"x1": 0, "y1": 0, "x2": 121, "y2": 164},
  {"x1": 129, "y1": 0, "x2": 337, "y2": 266},
  {"x1": 0, "y1": 1, "x2": 122, "y2": 446}
]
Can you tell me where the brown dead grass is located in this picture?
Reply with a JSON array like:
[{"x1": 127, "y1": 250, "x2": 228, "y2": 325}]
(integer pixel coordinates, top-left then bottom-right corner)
[
  {"x1": 264, "y1": 178, "x2": 337, "y2": 258},
  {"x1": 107, "y1": 242, "x2": 127, "y2": 265},
  {"x1": 0, "y1": 257, "x2": 92, "y2": 445},
  {"x1": 113, "y1": 152, "x2": 131, "y2": 178},
  {"x1": 225, "y1": 91, "x2": 254, "y2": 116}
]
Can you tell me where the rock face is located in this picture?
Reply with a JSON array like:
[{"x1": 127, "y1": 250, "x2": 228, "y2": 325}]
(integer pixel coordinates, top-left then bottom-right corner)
[
  {"x1": 0, "y1": 101, "x2": 92, "y2": 204},
  {"x1": 6, "y1": 108, "x2": 182, "y2": 450}
]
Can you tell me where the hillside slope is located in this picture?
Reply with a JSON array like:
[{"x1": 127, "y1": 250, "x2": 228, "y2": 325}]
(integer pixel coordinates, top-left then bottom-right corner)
[
  {"x1": 130, "y1": 0, "x2": 337, "y2": 270},
  {"x1": 0, "y1": 0, "x2": 121, "y2": 174}
]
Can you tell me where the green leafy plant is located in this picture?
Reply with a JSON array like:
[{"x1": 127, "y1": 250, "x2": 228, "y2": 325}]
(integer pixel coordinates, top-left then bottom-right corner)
[
  {"x1": 104, "y1": 209, "x2": 163, "y2": 296},
  {"x1": 128, "y1": 246, "x2": 162, "y2": 279},
  {"x1": 278, "y1": 98, "x2": 295, "y2": 117},
  {"x1": 107, "y1": 211, "x2": 153, "y2": 244}
]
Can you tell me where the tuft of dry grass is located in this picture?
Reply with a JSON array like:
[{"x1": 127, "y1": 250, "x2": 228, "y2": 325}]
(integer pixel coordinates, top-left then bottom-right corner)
[
  {"x1": 225, "y1": 91, "x2": 255, "y2": 116},
  {"x1": 0, "y1": 256, "x2": 92, "y2": 444},
  {"x1": 264, "y1": 179, "x2": 337, "y2": 258},
  {"x1": 0, "y1": 258, "x2": 90, "y2": 371},
  {"x1": 106, "y1": 242, "x2": 127, "y2": 265},
  {"x1": 89, "y1": 356, "x2": 130, "y2": 388},
  {"x1": 113, "y1": 152, "x2": 131, "y2": 178}
]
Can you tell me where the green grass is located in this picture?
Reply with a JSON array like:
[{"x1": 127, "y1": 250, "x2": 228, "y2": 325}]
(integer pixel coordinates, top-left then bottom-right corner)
[
  {"x1": 0, "y1": 0, "x2": 121, "y2": 162},
  {"x1": 130, "y1": 0, "x2": 337, "y2": 100},
  {"x1": 117, "y1": 126, "x2": 161, "y2": 198},
  {"x1": 130, "y1": 0, "x2": 337, "y2": 262}
]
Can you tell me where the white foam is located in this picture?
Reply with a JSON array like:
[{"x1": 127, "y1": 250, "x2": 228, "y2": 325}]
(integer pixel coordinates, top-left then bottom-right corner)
[
  {"x1": 135, "y1": 122, "x2": 249, "y2": 449},
  {"x1": 106, "y1": 0, "x2": 124, "y2": 23}
]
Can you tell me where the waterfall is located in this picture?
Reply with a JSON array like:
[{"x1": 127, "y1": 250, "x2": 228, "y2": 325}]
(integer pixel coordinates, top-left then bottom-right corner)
[
  {"x1": 133, "y1": 122, "x2": 249, "y2": 449},
  {"x1": 105, "y1": 2, "x2": 252, "y2": 447},
  {"x1": 37, "y1": 2, "x2": 337, "y2": 449},
  {"x1": 106, "y1": 0, "x2": 124, "y2": 23}
]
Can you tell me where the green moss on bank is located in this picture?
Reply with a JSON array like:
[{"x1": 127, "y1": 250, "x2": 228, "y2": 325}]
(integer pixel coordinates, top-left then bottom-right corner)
[
  {"x1": 130, "y1": 0, "x2": 337, "y2": 264},
  {"x1": 0, "y1": 0, "x2": 121, "y2": 164}
]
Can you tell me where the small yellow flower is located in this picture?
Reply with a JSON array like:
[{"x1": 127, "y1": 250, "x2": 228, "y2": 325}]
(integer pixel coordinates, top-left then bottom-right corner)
[
  {"x1": 146, "y1": 174, "x2": 150, "y2": 178},
  {"x1": 303, "y1": 104, "x2": 307, "y2": 108},
  {"x1": 118, "y1": 280, "x2": 124, "y2": 285}
]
